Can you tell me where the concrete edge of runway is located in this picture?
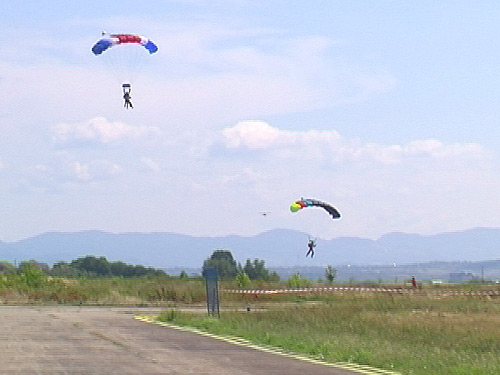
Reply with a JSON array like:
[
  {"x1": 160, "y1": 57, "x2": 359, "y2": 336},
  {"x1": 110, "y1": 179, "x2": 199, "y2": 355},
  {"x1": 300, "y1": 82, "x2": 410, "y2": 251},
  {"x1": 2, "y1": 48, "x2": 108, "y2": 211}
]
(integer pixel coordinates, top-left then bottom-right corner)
[{"x1": 135, "y1": 315, "x2": 401, "y2": 375}]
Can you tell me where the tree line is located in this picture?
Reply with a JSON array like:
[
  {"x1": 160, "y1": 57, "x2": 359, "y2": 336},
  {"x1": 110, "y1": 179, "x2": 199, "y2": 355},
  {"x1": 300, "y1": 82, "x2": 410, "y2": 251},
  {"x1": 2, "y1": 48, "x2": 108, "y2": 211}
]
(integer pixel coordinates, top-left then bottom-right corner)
[
  {"x1": 1, "y1": 250, "x2": 336, "y2": 285},
  {"x1": 0, "y1": 256, "x2": 167, "y2": 278},
  {"x1": 202, "y1": 249, "x2": 280, "y2": 282}
]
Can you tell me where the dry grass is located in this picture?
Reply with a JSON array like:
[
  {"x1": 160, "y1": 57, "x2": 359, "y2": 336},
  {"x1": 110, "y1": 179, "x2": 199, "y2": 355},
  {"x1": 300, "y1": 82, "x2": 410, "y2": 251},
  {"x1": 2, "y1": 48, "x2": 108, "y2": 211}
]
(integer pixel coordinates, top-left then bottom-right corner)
[{"x1": 0, "y1": 275, "x2": 206, "y2": 305}]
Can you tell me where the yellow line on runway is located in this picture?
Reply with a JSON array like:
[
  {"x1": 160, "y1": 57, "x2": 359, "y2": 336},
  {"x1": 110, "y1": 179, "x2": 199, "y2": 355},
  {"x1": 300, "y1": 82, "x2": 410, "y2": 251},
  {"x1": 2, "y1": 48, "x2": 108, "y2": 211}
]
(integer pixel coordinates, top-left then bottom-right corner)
[{"x1": 135, "y1": 316, "x2": 400, "y2": 375}]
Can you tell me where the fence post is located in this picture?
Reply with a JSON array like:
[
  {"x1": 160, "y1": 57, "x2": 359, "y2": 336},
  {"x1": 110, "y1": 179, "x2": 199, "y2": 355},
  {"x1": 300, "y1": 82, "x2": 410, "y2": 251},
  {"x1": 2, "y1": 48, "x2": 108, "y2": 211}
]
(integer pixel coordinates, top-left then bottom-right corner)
[{"x1": 204, "y1": 267, "x2": 220, "y2": 317}]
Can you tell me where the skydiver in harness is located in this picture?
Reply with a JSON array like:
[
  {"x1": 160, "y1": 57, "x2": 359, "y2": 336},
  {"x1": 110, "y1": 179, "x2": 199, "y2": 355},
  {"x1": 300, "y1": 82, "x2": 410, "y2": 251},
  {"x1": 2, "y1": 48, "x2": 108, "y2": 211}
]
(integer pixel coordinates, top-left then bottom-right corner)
[
  {"x1": 122, "y1": 83, "x2": 133, "y2": 109},
  {"x1": 306, "y1": 238, "x2": 317, "y2": 258}
]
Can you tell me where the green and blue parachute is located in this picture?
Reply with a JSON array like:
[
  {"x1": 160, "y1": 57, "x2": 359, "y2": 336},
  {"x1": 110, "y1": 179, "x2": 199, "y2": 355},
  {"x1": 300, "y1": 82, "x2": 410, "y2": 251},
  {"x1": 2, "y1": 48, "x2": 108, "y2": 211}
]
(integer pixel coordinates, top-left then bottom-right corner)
[{"x1": 290, "y1": 198, "x2": 341, "y2": 219}]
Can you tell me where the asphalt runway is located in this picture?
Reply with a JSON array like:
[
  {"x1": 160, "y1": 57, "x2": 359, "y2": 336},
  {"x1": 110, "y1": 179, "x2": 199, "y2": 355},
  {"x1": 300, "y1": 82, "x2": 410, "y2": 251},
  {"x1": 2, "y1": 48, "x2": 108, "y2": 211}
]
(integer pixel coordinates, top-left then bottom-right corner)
[{"x1": 0, "y1": 306, "x2": 386, "y2": 375}]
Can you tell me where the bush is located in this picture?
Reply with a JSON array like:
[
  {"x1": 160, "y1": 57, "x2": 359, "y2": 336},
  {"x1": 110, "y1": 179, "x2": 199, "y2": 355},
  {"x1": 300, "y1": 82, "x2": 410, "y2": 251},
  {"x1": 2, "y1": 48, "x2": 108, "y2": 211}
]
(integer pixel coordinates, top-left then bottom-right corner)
[
  {"x1": 287, "y1": 272, "x2": 311, "y2": 288},
  {"x1": 236, "y1": 272, "x2": 251, "y2": 288}
]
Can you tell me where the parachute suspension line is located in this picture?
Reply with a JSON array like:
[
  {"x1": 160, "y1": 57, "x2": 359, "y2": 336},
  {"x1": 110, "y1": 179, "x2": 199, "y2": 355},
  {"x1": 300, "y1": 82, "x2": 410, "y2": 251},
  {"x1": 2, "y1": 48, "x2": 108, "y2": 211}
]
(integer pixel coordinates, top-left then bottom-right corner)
[{"x1": 100, "y1": 45, "x2": 146, "y2": 85}]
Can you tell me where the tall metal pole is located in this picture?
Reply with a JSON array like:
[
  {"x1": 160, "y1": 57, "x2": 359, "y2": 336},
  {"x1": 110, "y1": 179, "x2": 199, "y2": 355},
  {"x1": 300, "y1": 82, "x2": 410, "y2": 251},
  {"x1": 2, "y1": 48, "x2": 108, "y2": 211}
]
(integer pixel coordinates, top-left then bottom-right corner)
[{"x1": 204, "y1": 267, "x2": 220, "y2": 317}]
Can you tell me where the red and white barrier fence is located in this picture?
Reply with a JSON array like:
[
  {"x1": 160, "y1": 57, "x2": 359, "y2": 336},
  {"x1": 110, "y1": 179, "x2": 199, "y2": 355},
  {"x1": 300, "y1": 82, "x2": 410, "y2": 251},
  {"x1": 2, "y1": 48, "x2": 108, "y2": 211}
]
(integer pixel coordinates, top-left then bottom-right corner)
[{"x1": 223, "y1": 286, "x2": 500, "y2": 296}]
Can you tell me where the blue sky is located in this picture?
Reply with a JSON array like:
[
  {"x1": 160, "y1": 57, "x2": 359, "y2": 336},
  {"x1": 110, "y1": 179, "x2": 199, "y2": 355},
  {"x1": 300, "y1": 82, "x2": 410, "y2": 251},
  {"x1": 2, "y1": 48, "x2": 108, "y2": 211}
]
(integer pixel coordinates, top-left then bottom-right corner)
[{"x1": 1, "y1": 1, "x2": 499, "y2": 242}]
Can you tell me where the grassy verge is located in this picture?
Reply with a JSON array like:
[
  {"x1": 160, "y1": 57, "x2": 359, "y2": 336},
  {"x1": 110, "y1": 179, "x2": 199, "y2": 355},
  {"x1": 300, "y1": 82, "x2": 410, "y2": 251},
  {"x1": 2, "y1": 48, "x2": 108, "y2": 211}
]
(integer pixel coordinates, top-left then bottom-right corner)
[
  {"x1": 158, "y1": 293, "x2": 500, "y2": 375},
  {"x1": 0, "y1": 275, "x2": 206, "y2": 305}
]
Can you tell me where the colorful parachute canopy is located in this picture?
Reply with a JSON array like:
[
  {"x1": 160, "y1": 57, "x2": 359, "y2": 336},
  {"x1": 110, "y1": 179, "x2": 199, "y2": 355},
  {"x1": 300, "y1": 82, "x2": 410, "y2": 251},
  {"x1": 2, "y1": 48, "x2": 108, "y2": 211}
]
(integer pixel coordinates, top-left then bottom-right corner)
[
  {"x1": 91, "y1": 34, "x2": 158, "y2": 55},
  {"x1": 290, "y1": 198, "x2": 341, "y2": 219}
]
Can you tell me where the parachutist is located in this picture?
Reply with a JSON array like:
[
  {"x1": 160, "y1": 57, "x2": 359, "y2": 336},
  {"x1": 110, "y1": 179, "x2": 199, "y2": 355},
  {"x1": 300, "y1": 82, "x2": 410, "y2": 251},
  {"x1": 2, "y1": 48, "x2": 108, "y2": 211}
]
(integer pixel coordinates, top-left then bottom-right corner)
[
  {"x1": 91, "y1": 34, "x2": 158, "y2": 110},
  {"x1": 306, "y1": 239, "x2": 316, "y2": 258},
  {"x1": 122, "y1": 83, "x2": 133, "y2": 109},
  {"x1": 123, "y1": 92, "x2": 133, "y2": 109}
]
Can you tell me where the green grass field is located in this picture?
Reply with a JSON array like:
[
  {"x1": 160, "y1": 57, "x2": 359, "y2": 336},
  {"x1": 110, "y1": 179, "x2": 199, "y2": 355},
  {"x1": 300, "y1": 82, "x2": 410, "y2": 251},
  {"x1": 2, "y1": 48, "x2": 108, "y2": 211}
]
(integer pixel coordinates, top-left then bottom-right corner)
[{"x1": 159, "y1": 291, "x2": 500, "y2": 375}]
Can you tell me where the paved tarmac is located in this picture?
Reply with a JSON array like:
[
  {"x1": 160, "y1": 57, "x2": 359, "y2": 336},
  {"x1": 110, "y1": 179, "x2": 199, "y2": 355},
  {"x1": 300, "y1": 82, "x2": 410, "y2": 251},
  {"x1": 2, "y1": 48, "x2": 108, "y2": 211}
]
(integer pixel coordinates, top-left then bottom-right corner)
[{"x1": 0, "y1": 306, "x2": 381, "y2": 375}]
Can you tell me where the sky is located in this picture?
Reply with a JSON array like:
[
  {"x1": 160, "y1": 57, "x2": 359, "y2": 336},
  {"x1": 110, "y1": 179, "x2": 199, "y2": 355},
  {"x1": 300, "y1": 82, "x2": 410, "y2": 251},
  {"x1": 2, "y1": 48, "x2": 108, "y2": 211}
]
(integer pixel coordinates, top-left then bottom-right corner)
[{"x1": 1, "y1": 1, "x2": 500, "y2": 242}]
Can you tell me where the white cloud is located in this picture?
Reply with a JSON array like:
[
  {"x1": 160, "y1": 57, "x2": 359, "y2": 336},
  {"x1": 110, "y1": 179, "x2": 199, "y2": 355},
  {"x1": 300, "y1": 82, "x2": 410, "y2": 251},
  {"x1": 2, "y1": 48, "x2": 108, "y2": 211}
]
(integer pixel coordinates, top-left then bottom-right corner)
[
  {"x1": 222, "y1": 121, "x2": 488, "y2": 165},
  {"x1": 223, "y1": 120, "x2": 342, "y2": 149},
  {"x1": 52, "y1": 117, "x2": 159, "y2": 145},
  {"x1": 17, "y1": 158, "x2": 123, "y2": 193},
  {"x1": 223, "y1": 121, "x2": 282, "y2": 148},
  {"x1": 71, "y1": 160, "x2": 122, "y2": 181},
  {"x1": 72, "y1": 162, "x2": 91, "y2": 181},
  {"x1": 140, "y1": 157, "x2": 161, "y2": 172}
]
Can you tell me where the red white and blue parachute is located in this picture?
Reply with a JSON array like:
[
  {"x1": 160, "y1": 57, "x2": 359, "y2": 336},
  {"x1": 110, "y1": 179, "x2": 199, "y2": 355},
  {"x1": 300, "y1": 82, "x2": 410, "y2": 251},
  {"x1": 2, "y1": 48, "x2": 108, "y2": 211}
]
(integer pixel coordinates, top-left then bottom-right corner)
[{"x1": 92, "y1": 34, "x2": 158, "y2": 55}]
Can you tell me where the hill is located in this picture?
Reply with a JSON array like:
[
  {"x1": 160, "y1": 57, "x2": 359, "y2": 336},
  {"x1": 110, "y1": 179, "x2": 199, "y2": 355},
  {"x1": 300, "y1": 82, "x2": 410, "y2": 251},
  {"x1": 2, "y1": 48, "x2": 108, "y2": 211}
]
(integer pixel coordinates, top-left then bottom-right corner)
[{"x1": 1, "y1": 227, "x2": 499, "y2": 270}]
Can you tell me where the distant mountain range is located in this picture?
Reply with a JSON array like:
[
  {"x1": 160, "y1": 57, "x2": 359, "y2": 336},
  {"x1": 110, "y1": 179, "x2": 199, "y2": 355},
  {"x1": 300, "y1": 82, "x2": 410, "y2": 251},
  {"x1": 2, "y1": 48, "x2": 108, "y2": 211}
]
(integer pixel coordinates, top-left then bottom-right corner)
[{"x1": 1, "y1": 227, "x2": 499, "y2": 271}]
